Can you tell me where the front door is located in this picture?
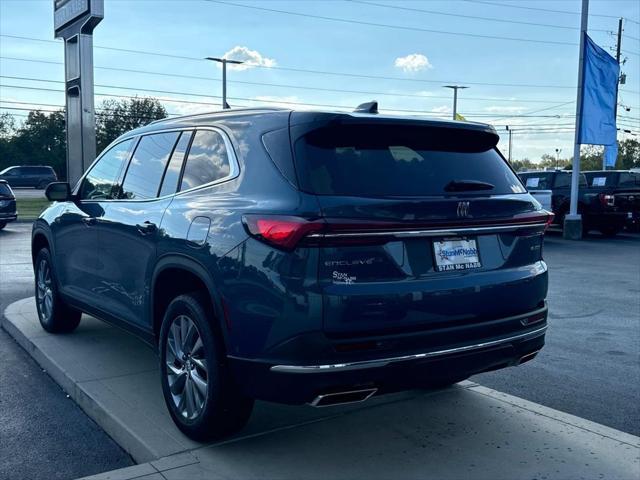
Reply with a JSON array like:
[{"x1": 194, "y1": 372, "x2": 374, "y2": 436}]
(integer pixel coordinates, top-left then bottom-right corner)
[
  {"x1": 96, "y1": 131, "x2": 186, "y2": 329},
  {"x1": 54, "y1": 138, "x2": 135, "y2": 307}
]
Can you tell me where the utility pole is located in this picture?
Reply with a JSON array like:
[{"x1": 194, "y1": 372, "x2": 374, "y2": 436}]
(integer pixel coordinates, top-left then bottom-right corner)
[
  {"x1": 205, "y1": 57, "x2": 244, "y2": 109},
  {"x1": 565, "y1": 0, "x2": 589, "y2": 240},
  {"x1": 505, "y1": 126, "x2": 513, "y2": 163},
  {"x1": 444, "y1": 85, "x2": 468, "y2": 120},
  {"x1": 604, "y1": 17, "x2": 624, "y2": 170}
]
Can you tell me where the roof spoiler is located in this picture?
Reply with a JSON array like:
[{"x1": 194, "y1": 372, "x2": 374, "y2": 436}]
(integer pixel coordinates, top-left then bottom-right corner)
[{"x1": 354, "y1": 101, "x2": 378, "y2": 114}]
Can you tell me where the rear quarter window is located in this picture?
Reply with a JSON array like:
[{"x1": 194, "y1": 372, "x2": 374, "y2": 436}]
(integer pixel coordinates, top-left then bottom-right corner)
[{"x1": 294, "y1": 124, "x2": 525, "y2": 196}]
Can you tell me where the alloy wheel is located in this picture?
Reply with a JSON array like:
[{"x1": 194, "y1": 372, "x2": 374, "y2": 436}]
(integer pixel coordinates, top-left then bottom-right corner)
[
  {"x1": 165, "y1": 315, "x2": 208, "y2": 420},
  {"x1": 36, "y1": 258, "x2": 53, "y2": 322}
]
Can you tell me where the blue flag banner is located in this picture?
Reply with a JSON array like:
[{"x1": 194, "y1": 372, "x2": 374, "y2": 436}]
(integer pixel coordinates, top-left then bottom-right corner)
[
  {"x1": 578, "y1": 34, "x2": 619, "y2": 146},
  {"x1": 604, "y1": 144, "x2": 618, "y2": 168}
]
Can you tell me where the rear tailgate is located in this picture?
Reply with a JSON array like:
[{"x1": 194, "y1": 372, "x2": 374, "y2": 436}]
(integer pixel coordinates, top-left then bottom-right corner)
[{"x1": 290, "y1": 115, "x2": 550, "y2": 338}]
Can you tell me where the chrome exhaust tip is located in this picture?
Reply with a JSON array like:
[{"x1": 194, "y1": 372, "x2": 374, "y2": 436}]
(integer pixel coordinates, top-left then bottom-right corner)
[
  {"x1": 310, "y1": 388, "x2": 378, "y2": 407},
  {"x1": 518, "y1": 350, "x2": 540, "y2": 365}
]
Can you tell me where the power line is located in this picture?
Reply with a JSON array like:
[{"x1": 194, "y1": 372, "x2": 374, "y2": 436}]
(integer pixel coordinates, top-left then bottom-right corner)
[
  {"x1": 349, "y1": 0, "x2": 612, "y2": 33},
  {"x1": 0, "y1": 36, "x2": 584, "y2": 89},
  {"x1": 462, "y1": 0, "x2": 637, "y2": 21},
  {"x1": 0, "y1": 79, "x2": 578, "y2": 119},
  {"x1": 0, "y1": 67, "x2": 573, "y2": 104},
  {"x1": 204, "y1": 1, "x2": 579, "y2": 47}
]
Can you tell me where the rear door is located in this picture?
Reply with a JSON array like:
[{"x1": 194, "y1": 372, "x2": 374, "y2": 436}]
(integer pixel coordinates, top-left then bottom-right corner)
[{"x1": 291, "y1": 118, "x2": 548, "y2": 338}]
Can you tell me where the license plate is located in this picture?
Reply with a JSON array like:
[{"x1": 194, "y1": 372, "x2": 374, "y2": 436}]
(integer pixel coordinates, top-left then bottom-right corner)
[
  {"x1": 433, "y1": 238, "x2": 481, "y2": 272},
  {"x1": 628, "y1": 212, "x2": 633, "y2": 219}
]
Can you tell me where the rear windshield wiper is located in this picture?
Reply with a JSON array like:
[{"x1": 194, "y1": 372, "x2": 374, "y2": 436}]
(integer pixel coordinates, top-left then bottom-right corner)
[{"x1": 445, "y1": 180, "x2": 495, "y2": 192}]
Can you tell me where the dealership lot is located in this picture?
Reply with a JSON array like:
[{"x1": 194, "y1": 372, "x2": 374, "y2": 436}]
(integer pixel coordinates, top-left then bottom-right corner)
[{"x1": 1, "y1": 223, "x2": 639, "y2": 479}]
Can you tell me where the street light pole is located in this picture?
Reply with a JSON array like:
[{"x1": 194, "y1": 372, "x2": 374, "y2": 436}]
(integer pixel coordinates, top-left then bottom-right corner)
[
  {"x1": 444, "y1": 85, "x2": 468, "y2": 120},
  {"x1": 205, "y1": 57, "x2": 244, "y2": 109},
  {"x1": 555, "y1": 148, "x2": 562, "y2": 169}
]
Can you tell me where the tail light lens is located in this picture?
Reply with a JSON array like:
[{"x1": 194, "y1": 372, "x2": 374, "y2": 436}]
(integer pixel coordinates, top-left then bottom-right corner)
[
  {"x1": 242, "y1": 215, "x2": 324, "y2": 250},
  {"x1": 599, "y1": 193, "x2": 615, "y2": 207},
  {"x1": 544, "y1": 211, "x2": 555, "y2": 231}
]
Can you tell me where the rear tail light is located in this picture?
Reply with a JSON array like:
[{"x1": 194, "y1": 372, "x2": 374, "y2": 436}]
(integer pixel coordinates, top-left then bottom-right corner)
[
  {"x1": 243, "y1": 211, "x2": 555, "y2": 250},
  {"x1": 544, "y1": 211, "x2": 555, "y2": 231},
  {"x1": 242, "y1": 215, "x2": 324, "y2": 250},
  {"x1": 599, "y1": 193, "x2": 615, "y2": 207}
]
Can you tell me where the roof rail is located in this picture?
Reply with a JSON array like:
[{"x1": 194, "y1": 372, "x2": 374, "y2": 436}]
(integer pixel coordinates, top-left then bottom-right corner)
[{"x1": 354, "y1": 101, "x2": 378, "y2": 114}]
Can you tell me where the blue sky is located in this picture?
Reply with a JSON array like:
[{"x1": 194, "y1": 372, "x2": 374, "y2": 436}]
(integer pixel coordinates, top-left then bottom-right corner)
[{"x1": 1, "y1": 0, "x2": 639, "y2": 160}]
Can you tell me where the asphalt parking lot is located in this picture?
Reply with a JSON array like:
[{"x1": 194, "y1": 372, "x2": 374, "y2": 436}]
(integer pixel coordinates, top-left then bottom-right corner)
[
  {"x1": 1, "y1": 222, "x2": 639, "y2": 479},
  {"x1": 0, "y1": 223, "x2": 133, "y2": 480}
]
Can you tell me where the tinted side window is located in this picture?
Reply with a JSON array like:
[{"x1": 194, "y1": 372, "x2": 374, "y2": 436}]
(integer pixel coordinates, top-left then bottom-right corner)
[
  {"x1": 180, "y1": 130, "x2": 231, "y2": 191},
  {"x1": 618, "y1": 173, "x2": 635, "y2": 186},
  {"x1": 554, "y1": 174, "x2": 570, "y2": 188},
  {"x1": 121, "y1": 132, "x2": 180, "y2": 200},
  {"x1": 159, "y1": 131, "x2": 192, "y2": 197},
  {"x1": 80, "y1": 139, "x2": 133, "y2": 200}
]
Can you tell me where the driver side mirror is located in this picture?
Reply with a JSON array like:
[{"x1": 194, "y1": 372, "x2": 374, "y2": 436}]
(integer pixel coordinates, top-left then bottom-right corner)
[{"x1": 45, "y1": 182, "x2": 72, "y2": 201}]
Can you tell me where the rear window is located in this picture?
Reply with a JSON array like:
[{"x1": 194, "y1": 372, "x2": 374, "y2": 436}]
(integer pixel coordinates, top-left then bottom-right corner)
[
  {"x1": 586, "y1": 173, "x2": 616, "y2": 187},
  {"x1": 520, "y1": 173, "x2": 553, "y2": 190},
  {"x1": 293, "y1": 124, "x2": 525, "y2": 196},
  {"x1": 0, "y1": 183, "x2": 12, "y2": 195}
]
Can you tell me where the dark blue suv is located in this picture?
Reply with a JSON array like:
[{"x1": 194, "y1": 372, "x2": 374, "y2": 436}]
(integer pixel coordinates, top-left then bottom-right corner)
[{"x1": 32, "y1": 107, "x2": 551, "y2": 440}]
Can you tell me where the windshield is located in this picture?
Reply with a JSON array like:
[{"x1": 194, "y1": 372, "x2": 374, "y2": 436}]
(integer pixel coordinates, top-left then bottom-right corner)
[
  {"x1": 0, "y1": 183, "x2": 12, "y2": 196},
  {"x1": 293, "y1": 124, "x2": 525, "y2": 197}
]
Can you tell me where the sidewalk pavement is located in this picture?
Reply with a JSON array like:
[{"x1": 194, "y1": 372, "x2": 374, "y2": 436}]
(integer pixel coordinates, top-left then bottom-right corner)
[{"x1": 3, "y1": 298, "x2": 639, "y2": 480}]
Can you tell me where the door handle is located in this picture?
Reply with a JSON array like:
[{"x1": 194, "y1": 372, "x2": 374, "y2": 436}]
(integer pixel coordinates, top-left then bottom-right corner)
[
  {"x1": 136, "y1": 221, "x2": 157, "y2": 235},
  {"x1": 82, "y1": 217, "x2": 97, "y2": 226}
]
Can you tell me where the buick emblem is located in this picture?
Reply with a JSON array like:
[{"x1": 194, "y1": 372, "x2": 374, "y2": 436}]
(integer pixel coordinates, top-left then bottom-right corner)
[{"x1": 457, "y1": 201, "x2": 470, "y2": 218}]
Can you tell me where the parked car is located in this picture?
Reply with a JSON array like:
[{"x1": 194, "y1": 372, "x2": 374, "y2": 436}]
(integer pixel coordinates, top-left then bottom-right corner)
[
  {"x1": 519, "y1": 170, "x2": 628, "y2": 236},
  {"x1": 583, "y1": 170, "x2": 640, "y2": 231},
  {"x1": 32, "y1": 106, "x2": 551, "y2": 441},
  {"x1": 0, "y1": 180, "x2": 17, "y2": 229},
  {"x1": 0, "y1": 165, "x2": 58, "y2": 189}
]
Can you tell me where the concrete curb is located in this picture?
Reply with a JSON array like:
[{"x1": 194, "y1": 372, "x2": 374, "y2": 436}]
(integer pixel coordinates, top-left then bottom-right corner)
[{"x1": 1, "y1": 299, "x2": 162, "y2": 463}]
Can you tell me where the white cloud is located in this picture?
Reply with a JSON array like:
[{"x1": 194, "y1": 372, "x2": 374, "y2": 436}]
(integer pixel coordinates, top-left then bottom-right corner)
[
  {"x1": 430, "y1": 105, "x2": 451, "y2": 114},
  {"x1": 218, "y1": 46, "x2": 276, "y2": 71},
  {"x1": 394, "y1": 53, "x2": 433, "y2": 73}
]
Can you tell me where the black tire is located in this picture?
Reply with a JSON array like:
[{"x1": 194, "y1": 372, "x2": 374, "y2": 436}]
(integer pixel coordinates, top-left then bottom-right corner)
[
  {"x1": 599, "y1": 226, "x2": 621, "y2": 237},
  {"x1": 159, "y1": 292, "x2": 253, "y2": 441},
  {"x1": 34, "y1": 248, "x2": 82, "y2": 333},
  {"x1": 0, "y1": 222, "x2": 6, "y2": 230},
  {"x1": 37, "y1": 181, "x2": 48, "y2": 190}
]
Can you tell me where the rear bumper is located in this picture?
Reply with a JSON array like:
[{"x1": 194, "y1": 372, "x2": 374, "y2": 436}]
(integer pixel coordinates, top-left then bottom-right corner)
[
  {"x1": 228, "y1": 307, "x2": 547, "y2": 405},
  {"x1": 0, "y1": 212, "x2": 17, "y2": 223},
  {"x1": 585, "y1": 211, "x2": 628, "y2": 229}
]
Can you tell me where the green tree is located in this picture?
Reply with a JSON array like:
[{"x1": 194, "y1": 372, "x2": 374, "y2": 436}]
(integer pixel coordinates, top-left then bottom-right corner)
[
  {"x1": 0, "y1": 110, "x2": 67, "y2": 178},
  {"x1": 96, "y1": 97, "x2": 167, "y2": 153},
  {"x1": 511, "y1": 158, "x2": 537, "y2": 172},
  {"x1": 616, "y1": 138, "x2": 640, "y2": 169}
]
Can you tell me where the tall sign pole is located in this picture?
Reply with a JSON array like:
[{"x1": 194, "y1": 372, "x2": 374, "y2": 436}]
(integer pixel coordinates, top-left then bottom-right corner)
[
  {"x1": 54, "y1": 0, "x2": 104, "y2": 186},
  {"x1": 564, "y1": 0, "x2": 589, "y2": 240}
]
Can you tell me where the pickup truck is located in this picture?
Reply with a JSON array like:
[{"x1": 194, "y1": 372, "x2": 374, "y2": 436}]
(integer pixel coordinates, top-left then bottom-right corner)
[
  {"x1": 519, "y1": 170, "x2": 628, "y2": 236},
  {"x1": 584, "y1": 170, "x2": 640, "y2": 232}
]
